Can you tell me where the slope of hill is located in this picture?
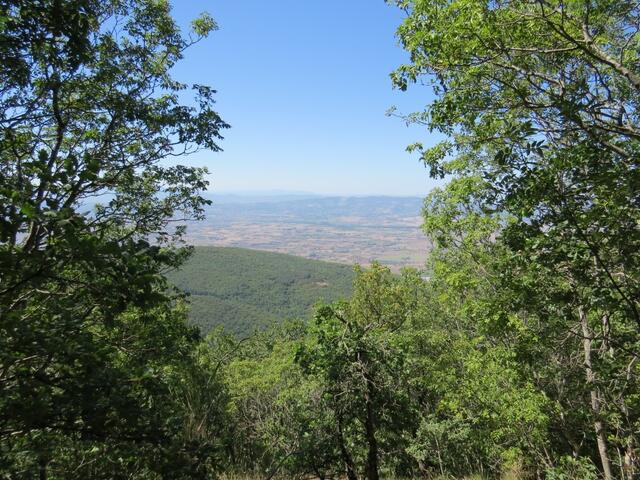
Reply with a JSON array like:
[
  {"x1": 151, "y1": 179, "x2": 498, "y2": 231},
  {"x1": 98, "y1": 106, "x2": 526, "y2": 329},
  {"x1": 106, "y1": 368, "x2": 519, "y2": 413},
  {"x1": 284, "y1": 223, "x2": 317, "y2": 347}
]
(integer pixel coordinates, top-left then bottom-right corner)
[{"x1": 168, "y1": 246, "x2": 355, "y2": 336}]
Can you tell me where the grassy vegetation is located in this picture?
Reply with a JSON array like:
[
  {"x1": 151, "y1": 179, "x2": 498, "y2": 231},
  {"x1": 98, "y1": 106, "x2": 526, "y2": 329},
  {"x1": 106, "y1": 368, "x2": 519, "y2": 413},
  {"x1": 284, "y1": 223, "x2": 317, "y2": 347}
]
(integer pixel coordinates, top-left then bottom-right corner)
[{"x1": 168, "y1": 247, "x2": 355, "y2": 336}]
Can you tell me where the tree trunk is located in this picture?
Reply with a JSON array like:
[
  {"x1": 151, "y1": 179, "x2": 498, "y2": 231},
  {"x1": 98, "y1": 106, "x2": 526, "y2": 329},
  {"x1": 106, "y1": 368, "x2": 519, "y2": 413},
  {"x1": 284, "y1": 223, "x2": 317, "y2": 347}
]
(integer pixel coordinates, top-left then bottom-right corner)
[
  {"x1": 623, "y1": 433, "x2": 636, "y2": 479},
  {"x1": 337, "y1": 414, "x2": 358, "y2": 480},
  {"x1": 580, "y1": 307, "x2": 613, "y2": 480},
  {"x1": 38, "y1": 456, "x2": 47, "y2": 480},
  {"x1": 621, "y1": 360, "x2": 638, "y2": 479},
  {"x1": 363, "y1": 374, "x2": 379, "y2": 480}
]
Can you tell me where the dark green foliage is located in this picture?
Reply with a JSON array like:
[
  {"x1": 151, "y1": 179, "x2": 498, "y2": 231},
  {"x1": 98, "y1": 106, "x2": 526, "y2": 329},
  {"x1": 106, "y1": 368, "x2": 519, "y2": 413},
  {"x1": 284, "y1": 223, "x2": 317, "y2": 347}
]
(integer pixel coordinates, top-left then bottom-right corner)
[
  {"x1": 167, "y1": 247, "x2": 355, "y2": 336},
  {"x1": 0, "y1": 0, "x2": 228, "y2": 477},
  {"x1": 296, "y1": 264, "x2": 422, "y2": 480},
  {"x1": 388, "y1": 0, "x2": 640, "y2": 477},
  {"x1": 218, "y1": 264, "x2": 550, "y2": 480},
  {"x1": 220, "y1": 321, "x2": 341, "y2": 479}
]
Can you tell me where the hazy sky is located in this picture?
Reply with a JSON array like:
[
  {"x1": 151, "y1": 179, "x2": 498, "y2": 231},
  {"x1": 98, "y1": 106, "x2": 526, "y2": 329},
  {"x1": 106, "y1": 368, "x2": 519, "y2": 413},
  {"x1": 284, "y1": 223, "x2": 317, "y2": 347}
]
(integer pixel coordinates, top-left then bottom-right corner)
[{"x1": 170, "y1": 1, "x2": 441, "y2": 196}]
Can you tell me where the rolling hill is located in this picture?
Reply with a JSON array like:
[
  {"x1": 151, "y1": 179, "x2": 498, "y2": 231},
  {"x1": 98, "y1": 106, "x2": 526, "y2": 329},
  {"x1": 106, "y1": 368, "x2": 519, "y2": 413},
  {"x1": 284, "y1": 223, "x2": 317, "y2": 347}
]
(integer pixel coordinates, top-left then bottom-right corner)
[{"x1": 168, "y1": 246, "x2": 355, "y2": 336}]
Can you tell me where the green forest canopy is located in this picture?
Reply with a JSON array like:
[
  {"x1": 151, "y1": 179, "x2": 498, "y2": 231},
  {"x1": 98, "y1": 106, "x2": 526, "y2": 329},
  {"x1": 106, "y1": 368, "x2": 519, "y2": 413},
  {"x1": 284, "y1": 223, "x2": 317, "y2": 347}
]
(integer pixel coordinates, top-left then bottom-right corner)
[{"x1": 167, "y1": 247, "x2": 354, "y2": 336}]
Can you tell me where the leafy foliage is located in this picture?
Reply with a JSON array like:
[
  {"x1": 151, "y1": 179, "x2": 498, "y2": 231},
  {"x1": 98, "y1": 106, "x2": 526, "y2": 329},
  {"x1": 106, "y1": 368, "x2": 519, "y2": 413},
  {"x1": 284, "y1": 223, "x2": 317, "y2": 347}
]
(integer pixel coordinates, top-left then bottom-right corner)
[
  {"x1": 2, "y1": 1, "x2": 639, "y2": 479},
  {"x1": 0, "y1": 0, "x2": 228, "y2": 477},
  {"x1": 388, "y1": 0, "x2": 640, "y2": 478}
]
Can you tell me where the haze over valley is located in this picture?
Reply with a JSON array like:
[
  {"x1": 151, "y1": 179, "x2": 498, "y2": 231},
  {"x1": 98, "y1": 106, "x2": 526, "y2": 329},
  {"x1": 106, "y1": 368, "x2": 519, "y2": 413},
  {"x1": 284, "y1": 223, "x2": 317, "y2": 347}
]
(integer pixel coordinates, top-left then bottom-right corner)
[{"x1": 185, "y1": 194, "x2": 430, "y2": 271}]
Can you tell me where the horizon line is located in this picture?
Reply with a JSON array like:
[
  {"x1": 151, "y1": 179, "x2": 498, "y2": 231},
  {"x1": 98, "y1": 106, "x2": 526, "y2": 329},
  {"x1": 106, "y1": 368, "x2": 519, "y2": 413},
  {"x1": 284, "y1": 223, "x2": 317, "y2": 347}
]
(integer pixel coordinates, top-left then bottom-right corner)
[{"x1": 207, "y1": 189, "x2": 428, "y2": 198}]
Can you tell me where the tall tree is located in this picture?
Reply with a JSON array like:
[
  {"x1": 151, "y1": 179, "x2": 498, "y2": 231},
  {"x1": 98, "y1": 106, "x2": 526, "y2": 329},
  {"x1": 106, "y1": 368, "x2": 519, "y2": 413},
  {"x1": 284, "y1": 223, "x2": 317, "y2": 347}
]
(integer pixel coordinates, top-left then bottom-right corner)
[
  {"x1": 390, "y1": 0, "x2": 639, "y2": 477},
  {"x1": 0, "y1": 0, "x2": 228, "y2": 476},
  {"x1": 297, "y1": 265, "x2": 420, "y2": 480}
]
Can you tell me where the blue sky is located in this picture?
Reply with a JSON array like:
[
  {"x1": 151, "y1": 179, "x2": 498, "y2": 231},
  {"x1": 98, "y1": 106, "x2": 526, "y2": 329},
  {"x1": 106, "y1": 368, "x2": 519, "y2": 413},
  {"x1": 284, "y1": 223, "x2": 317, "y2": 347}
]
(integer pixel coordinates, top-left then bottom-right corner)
[{"x1": 170, "y1": 1, "x2": 441, "y2": 196}]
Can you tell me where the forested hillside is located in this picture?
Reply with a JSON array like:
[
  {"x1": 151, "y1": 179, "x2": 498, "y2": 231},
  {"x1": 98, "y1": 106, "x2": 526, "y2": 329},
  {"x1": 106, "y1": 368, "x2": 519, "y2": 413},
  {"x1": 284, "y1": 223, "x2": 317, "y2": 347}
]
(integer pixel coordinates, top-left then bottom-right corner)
[{"x1": 168, "y1": 247, "x2": 354, "y2": 336}]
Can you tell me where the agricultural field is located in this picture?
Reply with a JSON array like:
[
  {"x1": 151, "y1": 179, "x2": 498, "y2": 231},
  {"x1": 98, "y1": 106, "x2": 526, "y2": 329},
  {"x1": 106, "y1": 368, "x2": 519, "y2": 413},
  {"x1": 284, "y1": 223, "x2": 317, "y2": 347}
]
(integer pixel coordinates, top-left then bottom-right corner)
[{"x1": 184, "y1": 195, "x2": 430, "y2": 272}]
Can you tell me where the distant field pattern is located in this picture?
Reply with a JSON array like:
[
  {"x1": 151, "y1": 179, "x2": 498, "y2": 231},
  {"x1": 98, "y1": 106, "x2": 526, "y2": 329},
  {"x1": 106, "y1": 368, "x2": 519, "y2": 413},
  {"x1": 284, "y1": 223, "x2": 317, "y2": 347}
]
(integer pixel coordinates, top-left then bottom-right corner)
[{"x1": 186, "y1": 195, "x2": 430, "y2": 271}]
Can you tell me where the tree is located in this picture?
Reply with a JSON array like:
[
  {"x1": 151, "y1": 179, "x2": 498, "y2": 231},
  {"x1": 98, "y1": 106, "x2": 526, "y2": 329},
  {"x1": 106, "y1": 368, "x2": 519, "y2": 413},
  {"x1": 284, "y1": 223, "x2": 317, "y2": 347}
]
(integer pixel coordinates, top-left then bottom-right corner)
[
  {"x1": 403, "y1": 250, "x2": 550, "y2": 478},
  {"x1": 297, "y1": 264, "x2": 420, "y2": 480},
  {"x1": 0, "y1": 0, "x2": 228, "y2": 476},
  {"x1": 390, "y1": 0, "x2": 640, "y2": 477},
  {"x1": 214, "y1": 320, "x2": 341, "y2": 480}
]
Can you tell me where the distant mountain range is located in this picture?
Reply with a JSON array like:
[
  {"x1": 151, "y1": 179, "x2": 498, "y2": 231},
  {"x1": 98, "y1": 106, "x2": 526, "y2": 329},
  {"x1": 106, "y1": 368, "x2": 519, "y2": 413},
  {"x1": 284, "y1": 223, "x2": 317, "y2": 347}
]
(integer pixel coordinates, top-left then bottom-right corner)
[{"x1": 204, "y1": 192, "x2": 323, "y2": 204}]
